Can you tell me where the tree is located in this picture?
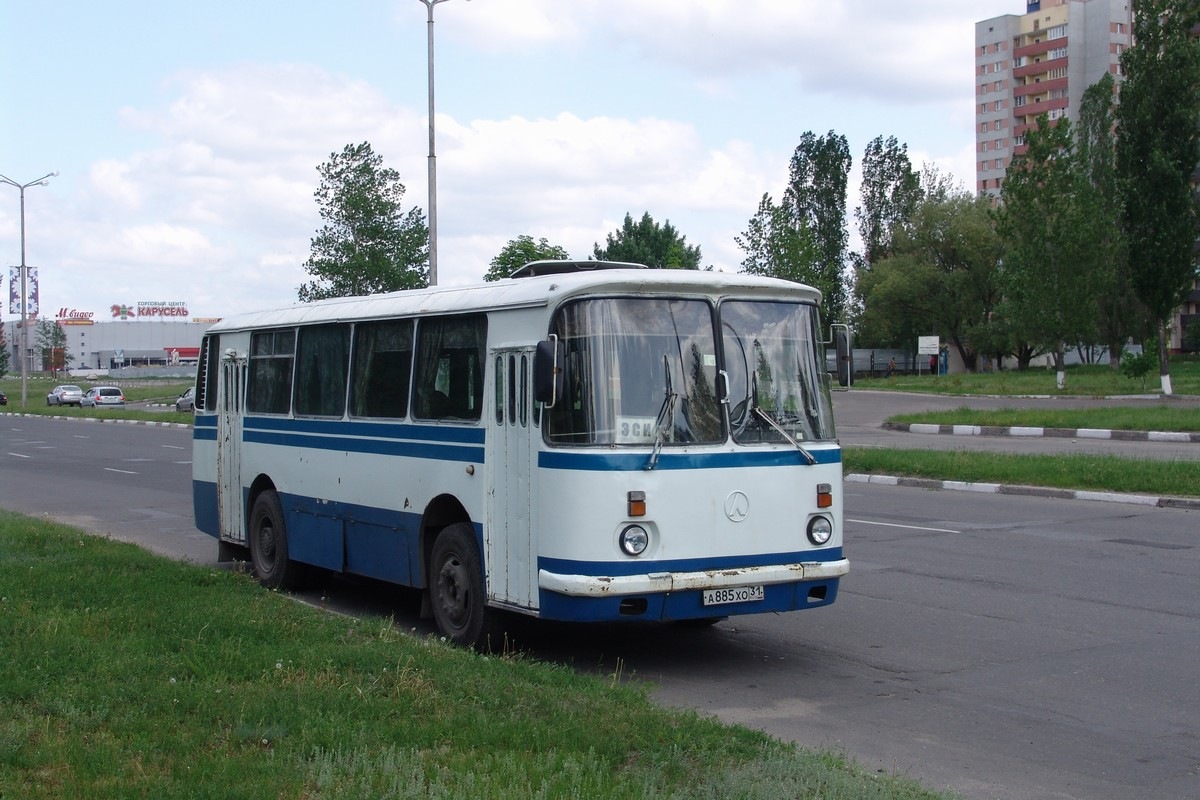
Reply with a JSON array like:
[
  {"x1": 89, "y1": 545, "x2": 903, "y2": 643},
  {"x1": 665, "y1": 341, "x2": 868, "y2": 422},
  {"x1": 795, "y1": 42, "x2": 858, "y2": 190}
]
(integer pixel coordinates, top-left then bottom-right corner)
[
  {"x1": 855, "y1": 135, "x2": 922, "y2": 269},
  {"x1": 299, "y1": 142, "x2": 429, "y2": 302},
  {"x1": 483, "y1": 235, "x2": 569, "y2": 281},
  {"x1": 997, "y1": 115, "x2": 1109, "y2": 389},
  {"x1": 735, "y1": 193, "x2": 819, "y2": 284},
  {"x1": 35, "y1": 318, "x2": 72, "y2": 377},
  {"x1": 0, "y1": 320, "x2": 9, "y2": 379},
  {"x1": 592, "y1": 212, "x2": 702, "y2": 269},
  {"x1": 1115, "y1": 0, "x2": 1200, "y2": 394},
  {"x1": 1074, "y1": 73, "x2": 1135, "y2": 367},
  {"x1": 783, "y1": 131, "x2": 852, "y2": 323},
  {"x1": 857, "y1": 177, "x2": 1004, "y2": 368}
]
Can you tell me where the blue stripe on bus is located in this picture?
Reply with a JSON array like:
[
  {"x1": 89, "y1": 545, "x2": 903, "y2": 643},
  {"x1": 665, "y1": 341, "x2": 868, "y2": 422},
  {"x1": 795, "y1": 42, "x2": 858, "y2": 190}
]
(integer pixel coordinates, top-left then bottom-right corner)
[
  {"x1": 192, "y1": 416, "x2": 484, "y2": 461},
  {"x1": 242, "y1": 429, "x2": 484, "y2": 463},
  {"x1": 538, "y1": 447, "x2": 841, "y2": 471},
  {"x1": 246, "y1": 416, "x2": 485, "y2": 444},
  {"x1": 539, "y1": 547, "x2": 843, "y2": 579}
]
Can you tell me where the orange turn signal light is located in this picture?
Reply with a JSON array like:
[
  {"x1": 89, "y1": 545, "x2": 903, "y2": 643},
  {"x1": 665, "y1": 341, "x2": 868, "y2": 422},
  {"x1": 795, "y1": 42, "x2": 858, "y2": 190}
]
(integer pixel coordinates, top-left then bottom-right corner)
[
  {"x1": 816, "y1": 483, "x2": 833, "y2": 509},
  {"x1": 628, "y1": 490, "x2": 647, "y2": 517}
]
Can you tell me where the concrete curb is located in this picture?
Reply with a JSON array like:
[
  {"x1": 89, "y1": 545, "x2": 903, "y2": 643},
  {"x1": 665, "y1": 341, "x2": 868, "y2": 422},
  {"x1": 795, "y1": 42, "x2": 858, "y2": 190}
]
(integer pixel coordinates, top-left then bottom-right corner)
[
  {"x1": 845, "y1": 473, "x2": 1200, "y2": 510},
  {"x1": 0, "y1": 411, "x2": 190, "y2": 429},
  {"x1": 882, "y1": 421, "x2": 1200, "y2": 443}
]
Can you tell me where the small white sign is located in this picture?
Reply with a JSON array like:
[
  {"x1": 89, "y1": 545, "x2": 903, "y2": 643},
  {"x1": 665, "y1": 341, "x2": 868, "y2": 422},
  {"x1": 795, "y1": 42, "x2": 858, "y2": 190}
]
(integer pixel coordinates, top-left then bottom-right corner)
[{"x1": 918, "y1": 336, "x2": 940, "y2": 355}]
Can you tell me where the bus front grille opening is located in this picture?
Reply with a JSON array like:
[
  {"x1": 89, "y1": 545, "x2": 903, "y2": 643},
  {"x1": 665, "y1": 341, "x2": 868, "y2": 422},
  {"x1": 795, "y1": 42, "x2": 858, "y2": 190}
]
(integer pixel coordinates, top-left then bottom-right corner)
[{"x1": 619, "y1": 598, "x2": 649, "y2": 616}]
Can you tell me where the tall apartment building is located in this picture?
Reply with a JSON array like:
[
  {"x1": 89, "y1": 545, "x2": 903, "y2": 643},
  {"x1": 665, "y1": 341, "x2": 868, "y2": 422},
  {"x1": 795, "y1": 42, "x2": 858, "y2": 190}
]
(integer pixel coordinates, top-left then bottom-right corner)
[{"x1": 975, "y1": 0, "x2": 1132, "y2": 198}]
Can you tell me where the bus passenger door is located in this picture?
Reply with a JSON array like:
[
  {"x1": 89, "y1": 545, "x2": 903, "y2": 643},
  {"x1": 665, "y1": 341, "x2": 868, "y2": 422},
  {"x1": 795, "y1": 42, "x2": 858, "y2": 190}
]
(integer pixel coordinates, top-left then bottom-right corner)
[
  {"x1": 486, "y1": 348, "x2": 537, "y2": 609},
  {"x1": 217, "y1": 354, "x2": 247, "y2": 544}
]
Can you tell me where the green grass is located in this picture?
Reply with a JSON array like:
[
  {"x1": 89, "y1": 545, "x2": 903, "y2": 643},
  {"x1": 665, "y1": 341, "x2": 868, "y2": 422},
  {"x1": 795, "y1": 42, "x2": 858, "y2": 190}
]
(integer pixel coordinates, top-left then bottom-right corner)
[
  {"x1": 844, "y1": 447, "x2": 1200, "y2": 497},
  {"x1": 887, "y1": 405, "x2": 1200, "y2": 433},
  {"x1": 0, "y1": 511, "x2": 955, "y2": 800},
  {"x1": 0, "y1": 376, "x2": 193, "y2": 423},
  {"x1": 856, "y1": 356, "x2": 1200, "y2": 396}
]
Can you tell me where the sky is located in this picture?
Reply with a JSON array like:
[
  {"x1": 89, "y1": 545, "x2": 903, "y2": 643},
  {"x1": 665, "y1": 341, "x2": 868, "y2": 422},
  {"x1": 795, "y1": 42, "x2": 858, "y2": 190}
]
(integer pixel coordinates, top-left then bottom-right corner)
[{"x1": 1, "y1": 0, "x2": 1020, "y2": 321}]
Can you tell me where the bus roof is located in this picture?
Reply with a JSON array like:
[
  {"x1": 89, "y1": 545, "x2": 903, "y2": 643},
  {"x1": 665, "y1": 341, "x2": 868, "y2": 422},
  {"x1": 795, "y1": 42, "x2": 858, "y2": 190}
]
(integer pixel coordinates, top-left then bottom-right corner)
[{"x1": 207, "y1": 266, "x2": 823, "y2": 333}]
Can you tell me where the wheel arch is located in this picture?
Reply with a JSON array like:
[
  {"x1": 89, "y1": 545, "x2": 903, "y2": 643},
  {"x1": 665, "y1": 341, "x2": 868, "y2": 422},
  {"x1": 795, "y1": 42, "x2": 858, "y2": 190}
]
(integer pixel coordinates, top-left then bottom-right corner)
[{"x1": 419, "y1": 493, "x2": 475, "y2": 587}]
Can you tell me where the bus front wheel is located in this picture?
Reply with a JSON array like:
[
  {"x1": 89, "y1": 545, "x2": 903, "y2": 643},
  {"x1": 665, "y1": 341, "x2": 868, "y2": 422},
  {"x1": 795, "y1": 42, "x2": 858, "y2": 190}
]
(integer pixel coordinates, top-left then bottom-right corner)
[
  {"x1": 249, "y1": 491, "x2": 306, "y2": 590},
  {"x1": 430, "y1": 523, "x2": 494, "y2": 649}
]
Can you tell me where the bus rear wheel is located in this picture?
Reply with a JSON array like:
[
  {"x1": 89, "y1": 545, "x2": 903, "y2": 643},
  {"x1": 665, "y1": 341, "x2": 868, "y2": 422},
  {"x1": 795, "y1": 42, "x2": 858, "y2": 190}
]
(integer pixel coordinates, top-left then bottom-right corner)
[
  {"x1": 430, "y1": 523, "x2": 494, "y2": 649},
  {"x1": 249, "y1": 490, "x2": 307, "y2": 590}
]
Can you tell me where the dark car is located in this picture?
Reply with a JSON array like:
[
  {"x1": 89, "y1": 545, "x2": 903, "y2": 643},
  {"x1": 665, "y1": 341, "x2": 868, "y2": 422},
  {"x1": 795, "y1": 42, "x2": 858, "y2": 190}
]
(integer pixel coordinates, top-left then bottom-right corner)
[
  {"x1": 0, "y1": 390, "x2": 7, "y2": 406},
  {"x1": 47, "y1": 384, "x2": 84, "y2": 406},
  {"x1": 81, "y1": 386, "x2": 126, "y2": 408},
  {"x1": 175, "y1": 386, "x2": 195, "y2": 413}
]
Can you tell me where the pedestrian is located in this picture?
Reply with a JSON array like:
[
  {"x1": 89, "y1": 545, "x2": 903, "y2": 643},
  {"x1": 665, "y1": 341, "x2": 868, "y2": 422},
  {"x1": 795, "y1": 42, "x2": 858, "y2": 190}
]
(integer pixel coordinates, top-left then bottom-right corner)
[
  {"x1": 886, "y1": 357, "x2": 896, "y2": 377},
  {"x1": 930, "y1": 354, "x2": 938, "y2": 376}
]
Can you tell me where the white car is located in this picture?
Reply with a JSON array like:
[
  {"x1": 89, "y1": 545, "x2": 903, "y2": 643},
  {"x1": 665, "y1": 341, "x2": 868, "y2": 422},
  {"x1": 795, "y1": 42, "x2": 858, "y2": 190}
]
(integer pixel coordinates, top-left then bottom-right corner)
[
  {"x1": 81, "y1": 386, "x2": 126, "y2": 408},
  {"x1": 47, "y1": 384, "x2": 84, "y2": 406}
]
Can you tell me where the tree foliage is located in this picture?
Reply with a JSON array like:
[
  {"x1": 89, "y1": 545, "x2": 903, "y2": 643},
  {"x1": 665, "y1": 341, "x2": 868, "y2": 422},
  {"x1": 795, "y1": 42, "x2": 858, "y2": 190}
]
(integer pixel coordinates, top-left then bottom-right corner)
[
  {"x1": 996, "y1": 115, "x2": 1112, "y2": 387},
  {"x1": 855, "y1": 135, "x2": 922, "y2": 269},
  {"x1": 592, "y1": 212, "x2": 702, "y2": 269},
  {"x1": 856, "y1": 174, "x2": 1003, "y2": 368},
  {"x1": 735, "y1": 193, "x2": 819, "y2": 284},
  {"x1": 483, "y1": 235, "x2": 570, "y2": 282},
  {"x1": 1115, "y1": 0, "x2": 1200, "y2": 391},
  {"x1": 0, "y1": 320, "x2": 9, "y2": 379},
  {"x1": 35, "y1": 318, "x2": 72, "y2": 377},
  {"x1": 1074, "y1": 73, "x2": 1135, "y2": 366},
  {"x1": 299, "y1": 142, "x2": 429, "y2": 302},
  {"x1": 782, "y1": 131, "x2": 852, "y2": 323}
]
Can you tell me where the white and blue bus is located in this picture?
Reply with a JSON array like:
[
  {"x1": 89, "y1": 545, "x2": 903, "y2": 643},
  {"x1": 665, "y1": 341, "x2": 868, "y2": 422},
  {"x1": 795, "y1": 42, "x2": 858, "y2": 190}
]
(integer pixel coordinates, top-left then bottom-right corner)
[{"x1": 192, "y1": 262, "x2": 848, "y2": 647}]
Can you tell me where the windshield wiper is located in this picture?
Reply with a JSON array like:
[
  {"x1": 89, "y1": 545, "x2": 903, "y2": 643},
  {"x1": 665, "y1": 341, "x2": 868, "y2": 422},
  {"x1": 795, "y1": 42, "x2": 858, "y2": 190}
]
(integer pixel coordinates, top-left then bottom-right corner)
[
  {"x1": 751, "y1": 407, "x2": 816, "y2": 464},
  {"x1": 645, "y1": 355, "x2": 677, "y2": 471},
  {"x1": 748, "y1": 373, "x2": 816, "y2": 465}
]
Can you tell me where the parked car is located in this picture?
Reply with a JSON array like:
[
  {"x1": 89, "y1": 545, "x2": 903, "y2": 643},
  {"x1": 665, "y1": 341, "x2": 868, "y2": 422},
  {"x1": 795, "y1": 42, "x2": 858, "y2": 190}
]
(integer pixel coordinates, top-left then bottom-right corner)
[
  {"x1": 175, "y1": 386, "x2": 195, "y2": 413},
  {"x1": 0, "y1": 390, "x2": 7, "y2": 406},
  {"x1": 81, "y1": 386, "x2": 126, "y2": 408},
  {"x1": 47, "y1": 385, "x2": 84, "y2": 406}
]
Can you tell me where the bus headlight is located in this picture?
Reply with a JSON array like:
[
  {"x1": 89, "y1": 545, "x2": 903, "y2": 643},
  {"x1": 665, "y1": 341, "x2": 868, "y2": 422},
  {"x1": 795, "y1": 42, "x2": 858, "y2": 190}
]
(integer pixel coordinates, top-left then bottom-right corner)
[
  {"x1": 807, "y1": 516, "x2": 833, "y2": 546},
  {"x1": 619, "y1": 524, "x2": 650, "y2": 556}
]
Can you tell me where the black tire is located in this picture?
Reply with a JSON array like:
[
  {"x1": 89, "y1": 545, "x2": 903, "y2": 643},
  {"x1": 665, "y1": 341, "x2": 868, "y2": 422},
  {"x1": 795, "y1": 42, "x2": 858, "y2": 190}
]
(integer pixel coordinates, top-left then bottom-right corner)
[
  {"x1": 248, "y1": 491, "x2": 307, "y2": 590},
  {"x1": 430, "y1": 523, "x2": 495, "y2": 649}
]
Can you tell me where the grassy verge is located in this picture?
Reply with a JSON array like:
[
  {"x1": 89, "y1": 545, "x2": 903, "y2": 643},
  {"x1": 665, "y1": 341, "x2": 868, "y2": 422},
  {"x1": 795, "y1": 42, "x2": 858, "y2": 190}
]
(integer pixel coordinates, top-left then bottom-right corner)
[
  {"x1": 844, "y1": 447, "x2": 1200, "y2": 497},
  {"x1": 887, "y1": 406, "x2": 1200, "y2": 433},
  {"x1": 854, "y1": 357, "x2": 1200, "y2": 396},
  {"x1": 0, "y1": 511, "x2": 954, "y2": 800},
  {"x1": 1, "y1": 377, "x2": 193, "y2": 423}
]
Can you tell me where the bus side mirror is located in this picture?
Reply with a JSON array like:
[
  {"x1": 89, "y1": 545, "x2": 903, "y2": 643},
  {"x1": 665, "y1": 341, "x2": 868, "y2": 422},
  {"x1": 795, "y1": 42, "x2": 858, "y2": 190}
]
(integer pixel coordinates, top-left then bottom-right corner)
[
  {"x1": 834, "y1": 327, "x2": 854, "y2": 387},
  {"x1": 534, "y1": 335, "x2": 564, "y2": 408}
]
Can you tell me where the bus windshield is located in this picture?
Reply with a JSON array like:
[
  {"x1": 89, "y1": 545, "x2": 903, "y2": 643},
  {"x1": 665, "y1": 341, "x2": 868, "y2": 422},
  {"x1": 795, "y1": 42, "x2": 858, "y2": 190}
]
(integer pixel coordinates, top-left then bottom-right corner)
[
  {"x1": 543, "y1": 296, "x2": 834, "y2": 446},
  {"x1": 721, "y1": 299, "x2": 835, "y2": 443},
  {"x1": 544, "y1": 297, "x2": 723, "y2": 445}
]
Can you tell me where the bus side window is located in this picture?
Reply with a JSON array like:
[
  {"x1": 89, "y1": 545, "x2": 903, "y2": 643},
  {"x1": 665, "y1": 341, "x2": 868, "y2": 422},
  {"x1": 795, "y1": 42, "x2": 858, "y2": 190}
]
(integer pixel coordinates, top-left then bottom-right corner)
[
  {"x1": 413, "y1": 314, "x2": 486, "y2": 421},
  {"x1": 294, "y1": 324, "x2": 350, "y2": 418},
  {"x1": 351, "y1": 319, "x2": 414, "y2": 419}
]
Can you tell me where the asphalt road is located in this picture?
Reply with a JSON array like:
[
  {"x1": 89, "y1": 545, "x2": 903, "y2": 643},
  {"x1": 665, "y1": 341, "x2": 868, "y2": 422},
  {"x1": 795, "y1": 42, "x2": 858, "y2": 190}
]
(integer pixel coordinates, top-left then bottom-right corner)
[{"x1": 2, "y1": 401, "x2": 1198, "y2": 799}]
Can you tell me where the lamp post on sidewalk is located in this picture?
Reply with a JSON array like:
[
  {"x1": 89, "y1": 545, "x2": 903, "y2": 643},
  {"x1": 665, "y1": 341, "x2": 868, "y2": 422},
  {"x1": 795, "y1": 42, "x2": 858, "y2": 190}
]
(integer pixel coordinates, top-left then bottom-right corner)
[
  {"x1": 1, "y1": 170, "x2": 58, "y2": 406},
  {"x1": 417, "y1": 0, "x2": 467, "y2": 287}
]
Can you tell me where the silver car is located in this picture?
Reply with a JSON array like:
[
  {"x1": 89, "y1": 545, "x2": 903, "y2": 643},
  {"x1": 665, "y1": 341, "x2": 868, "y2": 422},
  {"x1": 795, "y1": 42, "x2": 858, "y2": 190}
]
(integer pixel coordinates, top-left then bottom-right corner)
[
  {"x1": 175, "y1": 386, "x2": 195, "y2": 413},
  {"x1": 82, "y1": 386, "x2": 126, "y2": 408},
  {"x1": 47, "y1": 384, "x2": 84, "y2": 406}
]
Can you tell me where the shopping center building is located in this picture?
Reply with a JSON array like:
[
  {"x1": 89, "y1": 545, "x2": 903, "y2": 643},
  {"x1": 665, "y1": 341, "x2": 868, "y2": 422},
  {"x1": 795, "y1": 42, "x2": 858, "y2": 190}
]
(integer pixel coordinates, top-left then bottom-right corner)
[{"x1": 8, "y1": 301, "x2": 220, "y2": 376}]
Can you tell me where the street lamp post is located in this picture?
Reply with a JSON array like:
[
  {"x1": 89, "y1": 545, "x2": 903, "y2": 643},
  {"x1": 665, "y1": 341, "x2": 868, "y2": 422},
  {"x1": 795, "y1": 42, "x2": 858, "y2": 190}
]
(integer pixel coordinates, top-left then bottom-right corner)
[
  {"x1": 0, "y1": 170, "x2": 57, "y2": 406},
  {"x1": 418, "y1": 0, "x2": 465, "y2": 287}
]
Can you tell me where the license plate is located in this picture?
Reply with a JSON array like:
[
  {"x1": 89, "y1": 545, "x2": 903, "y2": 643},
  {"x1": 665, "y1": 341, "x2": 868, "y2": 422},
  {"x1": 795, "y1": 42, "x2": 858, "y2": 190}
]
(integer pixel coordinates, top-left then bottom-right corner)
[{"x1": 702, "y1": 585, "x2": 765, "y2": 606}]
